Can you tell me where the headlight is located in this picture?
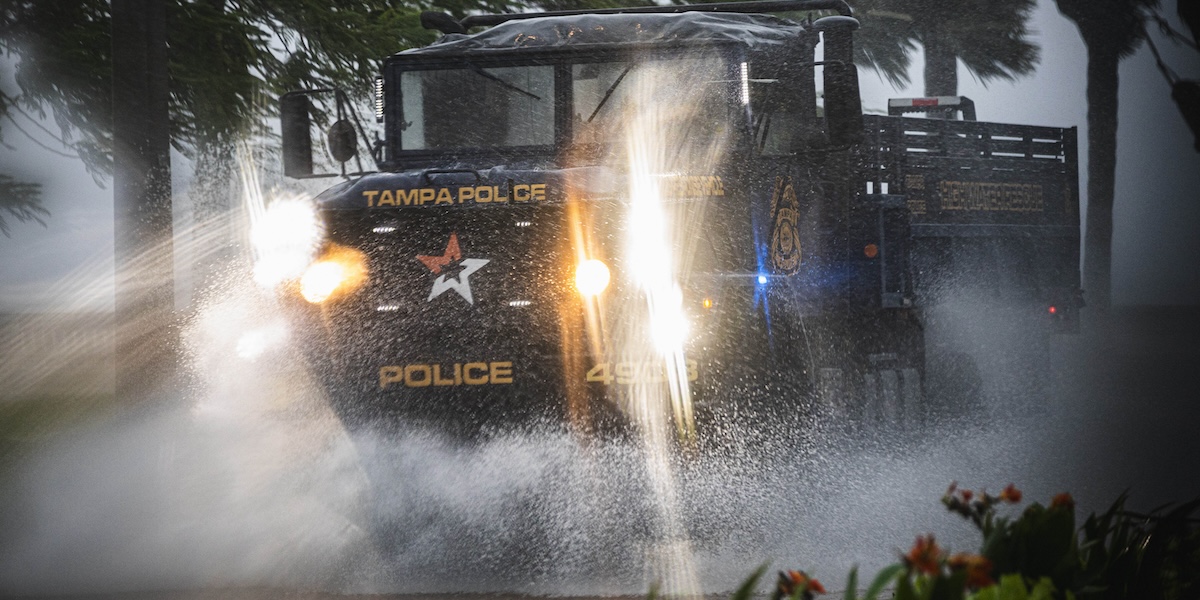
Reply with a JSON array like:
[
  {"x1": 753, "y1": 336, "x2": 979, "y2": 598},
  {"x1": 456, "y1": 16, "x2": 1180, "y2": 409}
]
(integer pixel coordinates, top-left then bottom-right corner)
[
  {"x1": 250, "y1": 196, "x2": 322, "y2": 288},
  {"x1": 299, "y1": 245, "x2": 367, "y2": 304},
  {"x1": 575, "y1": 259, "x2": 611, "y2": 297}
]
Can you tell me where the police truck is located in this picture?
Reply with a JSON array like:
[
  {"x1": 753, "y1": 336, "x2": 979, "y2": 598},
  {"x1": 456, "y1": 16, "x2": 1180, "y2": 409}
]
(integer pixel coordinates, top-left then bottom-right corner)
[{"x1": 270, "y1": 0, "x2": 1081, "y2": 441}]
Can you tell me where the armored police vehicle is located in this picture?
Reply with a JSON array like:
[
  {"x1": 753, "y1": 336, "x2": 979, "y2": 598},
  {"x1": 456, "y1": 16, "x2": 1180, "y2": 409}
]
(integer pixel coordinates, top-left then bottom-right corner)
[{"x1": 274, "y1": 0, "x2": 1080, "y2": 440}]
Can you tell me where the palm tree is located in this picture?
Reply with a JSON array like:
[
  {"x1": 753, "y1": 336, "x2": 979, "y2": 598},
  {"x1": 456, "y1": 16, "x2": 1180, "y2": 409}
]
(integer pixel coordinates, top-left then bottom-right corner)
[
  {"x1": 1055, "y1": 0, "x2": 1157, "y2": 312},
  {"x1": 853, "y1": 0, "x2": 1039, "y2": 98}
]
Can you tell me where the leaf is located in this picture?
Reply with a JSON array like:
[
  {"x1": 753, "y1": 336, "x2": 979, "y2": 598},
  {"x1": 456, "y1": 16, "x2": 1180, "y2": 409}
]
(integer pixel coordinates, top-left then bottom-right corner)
[
  {"x1": 0, "y1": 174, "x2": 47, "y2": 236},
  {"x1": 895, "y1": 573, "x2": 919, "y2": 600},
  {"x1": 929, "y1": 570, "x2": 968, "y2": 600},
  {"x1": 1026, "y1": 577, "x2": 1056, "y2": 600},
  {"x1": 864, "y1": 564, "x2": 906, "y2": 600},
  {"x1": 845, "y1": 566, "x2": 859, "y2": 600},
  {"x1": 970, "y1": 584, "x2": 1000, "y2": 600},
  {"x1": 732, "y1": 564, "x2": 768, "y2": 600},
  {"x1": 996, "y1": 574, "x2": 1028, "y2": 600}
]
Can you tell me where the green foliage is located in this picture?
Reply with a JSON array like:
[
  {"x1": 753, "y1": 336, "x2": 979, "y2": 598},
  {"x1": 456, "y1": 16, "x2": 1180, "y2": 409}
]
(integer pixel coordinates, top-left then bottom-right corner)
[
  {"x1": 0, "y1": 173, "x2": 45, "y2": 235},
  {"x1": 0, "y1": 0, "x2": 442, "y2": 176},
  {"x1": 1, "y1": 0, "x2": 114, "y2": 174},
  {"x1": 732, "y1": 563, "x2": 768, "y2": 600},
  {"x1": 979, "y1": 502, "x2": 1078, "y2": 589},
  {"x1": 0, "y1": 0, "x2": 679, "y2": 181},
  {"x1": 865, "y1": 563, "x2": 905, "y2": 600},
  {"x1": 850, "y1": 0, "x2": 1039, "y2": 93},
  {"x1": 747, "y1": 485, "x2": 1200, "y2": 600},
  {"x1": 1073, "y1": 495, "x2": 1200, "y2": 600},
  {"x1": 972, "y1": 575, "x2": 1061, "y2": 600}
]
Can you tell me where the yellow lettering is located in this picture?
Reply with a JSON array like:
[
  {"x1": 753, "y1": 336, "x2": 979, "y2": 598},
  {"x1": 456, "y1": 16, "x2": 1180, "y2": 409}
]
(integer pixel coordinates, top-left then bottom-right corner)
[
  {"x1": 531, "y1": 183, "x2": 546, "y2": 202},
  {"x1": 476, "y1": 186, "x2": 492, "y2": 203},
  {"x1": 584, "y1": 360, "x2": 701, "y2": 385},
  {"x1": 464, "y1": 362, "x2": 489, "y2": 385},
  {"x1": 586, "y1": 363, "x2": 614, "y2": 384},
  {"x1": 377, "y1": 189, "x2": 395, "y2": 207},
  {"x1": 494, "y1": 185, "x2": 509, "y2": 203},
  {"x1": 513, "y1": 184, "x2": 531, "y2": 203},
  {"x1": 490, "y1": 361, "x2": 513, "y2": 384},
  {"x1": 379, "y1": 362, "x2": 518, "y2": 387},
  {"x1": 432, "y1": 364, "x2": 456, "y2": 386},
  {"x1": 419, "y1": 188, "x2": 436, "y2": 205},
  {"x1": 379, "y1": 366, "x2": 404, "y2": 389},
  {"x1": 398, "y1": 189, "x2": 419, "y2": 206},
  {"x1": 435, "y1": 188, "x2": 453, "y2": 205},
  {"x1": 458, "y1": 186, "x2": 475, "y2": 203},
  {"x1": 363, "y1": 190, "x2": 380, "y2": 207},
  {"x1": 615, "y1": 362, "x2": 635, "y2": 385},
  {"x1": 404, "y1": 364, "x2": 431, "y2": 387}
]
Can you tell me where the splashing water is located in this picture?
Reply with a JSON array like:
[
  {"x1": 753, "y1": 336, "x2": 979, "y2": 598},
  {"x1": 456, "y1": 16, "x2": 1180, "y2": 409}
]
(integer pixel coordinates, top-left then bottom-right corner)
[
  {"x1": 599, "y1": 56, "x2": 744, "y2": 599},
  {"x1": 3, "y1": 68, "x2": 1200, "y2": 600}
]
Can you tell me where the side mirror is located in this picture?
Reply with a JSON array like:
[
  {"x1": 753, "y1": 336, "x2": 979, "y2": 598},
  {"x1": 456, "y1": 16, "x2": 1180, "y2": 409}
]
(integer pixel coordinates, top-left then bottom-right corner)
[
  {"x1": 815, "y1": 16, "x2": 863, "y2": 147},
  {"x1": 280, "y1": 87, "x2": 377, "y2": 178},
  {"x1": 281, "y1": 92, "x2": 313, "y2": 178},
  {"x1": 328, "y1": 120, "x2": 357, "y2": 164}
]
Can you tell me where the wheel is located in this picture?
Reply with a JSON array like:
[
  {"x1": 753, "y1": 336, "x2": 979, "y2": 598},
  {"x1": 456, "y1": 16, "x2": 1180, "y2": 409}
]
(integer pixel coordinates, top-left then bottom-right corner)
[{"x1": 859, "y1": 364, "x2": 924, "y2": 432}]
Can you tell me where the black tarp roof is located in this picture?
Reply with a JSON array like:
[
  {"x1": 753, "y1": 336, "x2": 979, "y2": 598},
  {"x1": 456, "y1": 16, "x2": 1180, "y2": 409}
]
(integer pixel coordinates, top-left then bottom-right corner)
[{"x1": 399, "y1": 11, "x2": 810, "y2": 56}]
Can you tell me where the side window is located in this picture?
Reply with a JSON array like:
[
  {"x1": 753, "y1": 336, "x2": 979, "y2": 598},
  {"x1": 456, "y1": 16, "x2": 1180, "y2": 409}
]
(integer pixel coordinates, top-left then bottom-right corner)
[{"x1": 751, "y1": 56, "x2": 822, "y2": 156}]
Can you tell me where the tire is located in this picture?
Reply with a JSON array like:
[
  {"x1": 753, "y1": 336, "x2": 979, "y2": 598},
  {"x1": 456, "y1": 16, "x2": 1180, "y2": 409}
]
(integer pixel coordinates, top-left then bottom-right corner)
[{"x1": 860, "y1": 365, "x2": 924, "y2": 432}]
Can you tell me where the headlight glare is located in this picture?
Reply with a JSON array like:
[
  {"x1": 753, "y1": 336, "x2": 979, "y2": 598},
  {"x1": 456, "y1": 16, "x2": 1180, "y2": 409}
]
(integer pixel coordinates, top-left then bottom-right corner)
[
  {"x1": 299, "y1": 245, "x2": 367, "y2": 304},
  {"x1": 575, "y1": 259, "x2": 611, "y2": 297}
]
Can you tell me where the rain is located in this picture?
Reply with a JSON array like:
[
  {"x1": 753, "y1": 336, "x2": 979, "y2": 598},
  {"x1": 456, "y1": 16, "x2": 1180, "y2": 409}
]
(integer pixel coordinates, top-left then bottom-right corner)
[{"x1": 1, "y1": 1, "x2": 1198, "y2": 598}]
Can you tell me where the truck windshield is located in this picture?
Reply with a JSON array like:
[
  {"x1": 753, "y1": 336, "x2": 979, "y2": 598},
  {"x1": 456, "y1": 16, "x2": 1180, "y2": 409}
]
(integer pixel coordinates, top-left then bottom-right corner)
[
  {"x1": 395, "y1": 52, "x2": 734, "y2": 154},
  {"x1": 400, "y1": 65, "x2": 556, "y2": 150}
]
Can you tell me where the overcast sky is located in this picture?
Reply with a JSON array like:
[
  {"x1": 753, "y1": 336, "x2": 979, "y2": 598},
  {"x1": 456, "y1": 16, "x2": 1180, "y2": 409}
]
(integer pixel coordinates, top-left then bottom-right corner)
[{"x1": 0, "y1": 0, "x2": 1197, "y2": 312}]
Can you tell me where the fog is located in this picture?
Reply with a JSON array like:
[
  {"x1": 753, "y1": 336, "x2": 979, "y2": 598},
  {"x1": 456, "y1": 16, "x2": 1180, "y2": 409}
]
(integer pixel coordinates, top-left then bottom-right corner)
[
  {"x1": 1, "y1": 0, "x2": 1198, "y2": 596},
  {"x1": 2, "y1": 283, "x2": 1196, "y2": 595}
]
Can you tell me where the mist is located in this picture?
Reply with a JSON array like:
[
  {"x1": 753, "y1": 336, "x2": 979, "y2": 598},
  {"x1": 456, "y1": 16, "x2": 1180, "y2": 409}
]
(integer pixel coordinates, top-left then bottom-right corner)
[{"x1": 1, "y1": 0, "x2": 1199, "y2": 597}]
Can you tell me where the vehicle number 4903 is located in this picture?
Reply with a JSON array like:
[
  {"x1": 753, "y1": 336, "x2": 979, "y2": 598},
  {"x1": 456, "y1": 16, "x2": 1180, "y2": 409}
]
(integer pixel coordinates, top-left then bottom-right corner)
[{"x1": 585, "y1": 360, "x2": 699, "y2": 385}]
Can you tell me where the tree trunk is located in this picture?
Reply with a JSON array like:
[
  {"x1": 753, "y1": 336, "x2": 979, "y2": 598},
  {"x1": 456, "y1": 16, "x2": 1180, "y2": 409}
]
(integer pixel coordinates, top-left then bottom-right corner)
[
  {"x1": 1082, "y1": 43, "x2": 1120, "y2": 313},
  {"x1": 111, "y1": 0, "x2": 176, "y2": 403},
  {"x1": 923, "y1": 24, "x2": 958, "y2": 97}
]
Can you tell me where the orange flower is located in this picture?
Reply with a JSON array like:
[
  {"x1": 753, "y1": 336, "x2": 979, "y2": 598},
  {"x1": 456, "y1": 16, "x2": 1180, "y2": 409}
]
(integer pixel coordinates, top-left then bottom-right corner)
[
  {"x1": 1051, "y1": 493, "x2": 1075, "y2": 510},
  {"x1": 904, "y1": 535, "x2": 944, "y2": 575},
  {"x1": 778, "y1": 570, "x2": 826, "y2": 597},
  {"x1": 948, "y1": 553, "x2": 995, "y2": 588},
  {"x1": 998, "y1": 483, "x2": 1022, "y2": 503},
  {"x1": 960, "y1": 489, "x2": 974, "y2": 502}
]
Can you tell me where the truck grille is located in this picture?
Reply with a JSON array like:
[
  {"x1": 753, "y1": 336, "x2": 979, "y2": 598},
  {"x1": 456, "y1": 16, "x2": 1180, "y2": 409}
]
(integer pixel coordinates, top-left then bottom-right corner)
[{"x1": 323, "y1": 205, "x2": 572, "y2": 358}]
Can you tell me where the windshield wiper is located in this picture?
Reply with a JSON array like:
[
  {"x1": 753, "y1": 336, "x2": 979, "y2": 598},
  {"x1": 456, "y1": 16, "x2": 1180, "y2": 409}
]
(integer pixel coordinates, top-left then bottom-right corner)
[
  {"x1": 465, "y1": 63, "x2": 541, "y2": 100},
  {"x1": 587, "y1": 62, "x2": 637, "y2": 123}
]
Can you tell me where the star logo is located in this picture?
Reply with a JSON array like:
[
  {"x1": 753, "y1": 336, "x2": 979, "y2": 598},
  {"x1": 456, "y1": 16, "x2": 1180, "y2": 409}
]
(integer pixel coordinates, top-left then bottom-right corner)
[{"x1": 416, "y1": 232, "x2": 490, "y2": 305}]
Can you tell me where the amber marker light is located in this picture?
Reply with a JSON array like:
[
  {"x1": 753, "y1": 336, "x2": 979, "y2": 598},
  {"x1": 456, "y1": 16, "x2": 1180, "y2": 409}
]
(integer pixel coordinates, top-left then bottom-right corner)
[
  {"x1": 702, "y1": 297, "x2": 713, "y2": 309},
  {"x1": 300, "y1": 245, "x2": 367, "y2": 304},
  {"x1": 864, "y1": 243, "x2": 879, "y2": 258},
  {"x1": 575, "y1": 258, "x2": 611, "y2": 297}
]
